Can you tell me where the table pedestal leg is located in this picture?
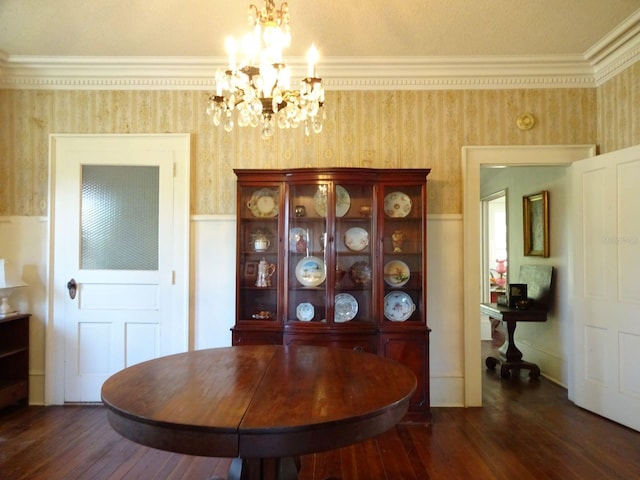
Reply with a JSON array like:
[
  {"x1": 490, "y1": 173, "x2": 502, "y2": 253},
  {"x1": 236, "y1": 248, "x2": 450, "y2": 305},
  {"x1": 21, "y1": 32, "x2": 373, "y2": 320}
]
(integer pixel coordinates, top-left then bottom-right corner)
[
  {"x1": 228, "y1": 456, "x2": 300, "y2": 480},
  {"x1": 485, "y1": 319, "x2": 541, "y2": 379},
  {"x1": 504, "y1": 319, "x2": 522, "y2": 362}
]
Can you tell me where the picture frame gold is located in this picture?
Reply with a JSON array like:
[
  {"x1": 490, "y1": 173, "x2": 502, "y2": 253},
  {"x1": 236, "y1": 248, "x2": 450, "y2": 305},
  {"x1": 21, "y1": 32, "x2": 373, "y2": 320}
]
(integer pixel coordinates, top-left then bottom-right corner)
[{"x1": 523, "y1": 190, "x2": 549, "y2": 257}]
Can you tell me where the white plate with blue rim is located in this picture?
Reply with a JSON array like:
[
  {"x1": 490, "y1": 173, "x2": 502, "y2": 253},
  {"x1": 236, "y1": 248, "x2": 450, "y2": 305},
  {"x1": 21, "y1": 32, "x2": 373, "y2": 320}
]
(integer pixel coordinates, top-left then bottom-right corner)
[
  {"x1": 334, "y1": 293, "x2": 358, "y2": 323},
  {"x1": 296, "y1": 302, "x2": 314, "y2": 321}
]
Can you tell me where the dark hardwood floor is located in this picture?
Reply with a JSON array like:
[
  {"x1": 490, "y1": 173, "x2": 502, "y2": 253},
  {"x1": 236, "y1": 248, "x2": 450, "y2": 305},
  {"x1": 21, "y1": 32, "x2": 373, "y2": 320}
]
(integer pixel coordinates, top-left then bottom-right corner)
[{"x1": 1, "y1": 342, "x2": 639, "y2": 479}]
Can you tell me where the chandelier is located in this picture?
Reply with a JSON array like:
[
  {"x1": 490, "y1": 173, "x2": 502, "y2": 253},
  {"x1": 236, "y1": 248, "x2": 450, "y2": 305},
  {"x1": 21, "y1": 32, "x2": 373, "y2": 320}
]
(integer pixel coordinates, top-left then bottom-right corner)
[{"x1": 206, "y1": 0, "x2": 325, "y2": 139}]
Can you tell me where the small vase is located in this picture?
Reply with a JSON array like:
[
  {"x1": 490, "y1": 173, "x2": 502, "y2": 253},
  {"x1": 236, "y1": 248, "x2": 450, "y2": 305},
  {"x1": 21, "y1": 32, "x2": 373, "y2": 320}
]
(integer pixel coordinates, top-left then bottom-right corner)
[{"x1": 391, "y1": 230, "x2": 406, "y2": 252}]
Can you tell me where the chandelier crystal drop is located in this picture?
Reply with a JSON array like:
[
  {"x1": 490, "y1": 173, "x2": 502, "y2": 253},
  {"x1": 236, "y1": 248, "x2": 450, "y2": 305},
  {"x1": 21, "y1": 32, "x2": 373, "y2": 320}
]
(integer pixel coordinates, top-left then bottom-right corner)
[{"x1": 206, "y1": 0, "x2": 325, "y2": 139}]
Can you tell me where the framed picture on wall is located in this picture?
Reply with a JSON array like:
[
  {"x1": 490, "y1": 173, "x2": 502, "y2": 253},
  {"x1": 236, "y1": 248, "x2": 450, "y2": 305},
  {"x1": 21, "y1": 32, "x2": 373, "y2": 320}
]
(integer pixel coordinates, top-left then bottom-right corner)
[{"x1": 523, "y1": 190, "x2": 549, "y2": 257}]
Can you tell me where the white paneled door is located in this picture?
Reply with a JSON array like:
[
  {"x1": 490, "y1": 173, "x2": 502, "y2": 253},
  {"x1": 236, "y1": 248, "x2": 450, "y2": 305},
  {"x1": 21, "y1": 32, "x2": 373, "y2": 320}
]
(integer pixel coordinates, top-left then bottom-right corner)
[
  {"x1": 48, "y1": 134, "x2": 190, "y2": 403},
  {"x1": 572, "y1": 144, "x2": 640, "y2": 432}
]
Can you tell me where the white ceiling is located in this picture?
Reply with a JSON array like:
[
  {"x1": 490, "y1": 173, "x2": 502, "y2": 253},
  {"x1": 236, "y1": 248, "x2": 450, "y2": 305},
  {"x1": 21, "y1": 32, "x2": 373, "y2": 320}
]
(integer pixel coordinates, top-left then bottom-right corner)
[
  {"x1": 1, "y1": 0, "x2": 639, "y2": 58},
  {"x1": 1, "y1": 1, "x2": 640, "y2": 89}
]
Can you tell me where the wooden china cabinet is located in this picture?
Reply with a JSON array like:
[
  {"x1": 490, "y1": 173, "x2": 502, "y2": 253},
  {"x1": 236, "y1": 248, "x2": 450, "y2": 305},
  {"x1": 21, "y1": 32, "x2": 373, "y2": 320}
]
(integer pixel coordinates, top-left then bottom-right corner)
[{"x1": 232, "y1": 168, "x2": 431, "y2": 421}]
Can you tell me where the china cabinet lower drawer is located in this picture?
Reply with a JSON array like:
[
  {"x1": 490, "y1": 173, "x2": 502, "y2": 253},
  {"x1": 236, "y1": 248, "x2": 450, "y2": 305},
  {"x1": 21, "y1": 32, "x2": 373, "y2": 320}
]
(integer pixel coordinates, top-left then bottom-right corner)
[
  {"x1": 232, "y1": 328, "x2": 283, "y2": 346},
  {"x1": 283, "y1": 332, "x2": 377, "y2": 353}
]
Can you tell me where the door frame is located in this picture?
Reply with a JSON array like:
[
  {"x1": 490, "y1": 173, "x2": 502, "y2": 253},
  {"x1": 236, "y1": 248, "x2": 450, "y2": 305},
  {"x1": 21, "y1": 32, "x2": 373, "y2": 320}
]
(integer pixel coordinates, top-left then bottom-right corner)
[
  {"x1": 45, "y1": 133, "x2": 192, "y2": 405},
  {"x1": 462, "y1": 145, "x2": 596, "y2": 406}
]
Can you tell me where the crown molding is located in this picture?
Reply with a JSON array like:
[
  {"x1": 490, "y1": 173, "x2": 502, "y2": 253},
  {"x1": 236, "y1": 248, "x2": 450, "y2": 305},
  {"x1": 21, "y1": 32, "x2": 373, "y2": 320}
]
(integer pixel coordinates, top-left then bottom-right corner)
[
  {"x1": 1, "y1": 14, "x2": 639, "y2": 92},
  {"x1": 322, "y1": 56, "x2": 595, "y2": 90},
  {"x1": 586, "y1": 8, "x2": 640, "y2": 85},
  {"x1": 0, "y1": 54, "x2": 597, "y2": 91}
]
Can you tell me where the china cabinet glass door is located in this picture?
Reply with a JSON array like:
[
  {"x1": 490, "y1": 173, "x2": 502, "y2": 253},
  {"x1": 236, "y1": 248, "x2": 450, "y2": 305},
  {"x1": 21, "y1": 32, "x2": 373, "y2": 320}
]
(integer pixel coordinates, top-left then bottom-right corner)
[
  {"x1": 381, "y1": 184, "x2": 425, "y2": 325},
  {"x1": 287, "y1": 183, "x2": 329, "y2": 323},
  {"x1": 237, "y1": 184, "x2": 281, "y2": 324},
  {"x1": 287, "y1": 182, "x2": 376, "y2": 327},
  {"x1": 334, "y1": 183, "x2": 375, "y2": 326}
]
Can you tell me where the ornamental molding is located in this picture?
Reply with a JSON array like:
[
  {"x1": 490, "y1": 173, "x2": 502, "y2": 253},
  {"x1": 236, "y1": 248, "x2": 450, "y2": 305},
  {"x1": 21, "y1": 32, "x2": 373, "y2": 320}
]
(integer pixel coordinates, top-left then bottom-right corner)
[
  {"x1": 0, "y1": 55, "x2": 598, "y2": 91},
  {"x1": 586, "y1": 9, "x2": 640, "y2": 85},
  {"x1": 1, "y1": 12, "x2": 638, "y2": 91}
]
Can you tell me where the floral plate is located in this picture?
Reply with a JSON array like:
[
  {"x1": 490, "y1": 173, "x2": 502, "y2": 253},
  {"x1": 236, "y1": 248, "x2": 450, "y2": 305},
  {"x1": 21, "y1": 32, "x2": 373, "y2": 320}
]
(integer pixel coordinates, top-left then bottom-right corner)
[
  {"x1": 384, "y1": 191, "x2": 412, "y2": 218},
  {"x1": 384, "y1": 291, "x2": 416, "y2": 322},
  {"x1": 247, "y1": 188, "x2": 279, "y2": 217}
]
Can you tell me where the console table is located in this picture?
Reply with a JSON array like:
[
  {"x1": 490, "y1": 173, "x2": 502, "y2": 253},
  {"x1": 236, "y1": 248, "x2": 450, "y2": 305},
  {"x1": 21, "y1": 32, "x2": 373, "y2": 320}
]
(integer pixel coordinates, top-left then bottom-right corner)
[{"x1": 481, "y1": 302, "x2": 547, "y2": 378}]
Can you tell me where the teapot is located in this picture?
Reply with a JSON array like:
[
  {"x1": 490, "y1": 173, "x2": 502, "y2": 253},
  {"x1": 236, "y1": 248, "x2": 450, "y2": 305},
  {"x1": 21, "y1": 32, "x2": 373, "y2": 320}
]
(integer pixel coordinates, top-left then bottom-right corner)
[{"x1": 253, "y1": 233, "x2": 270, "y2": 252}]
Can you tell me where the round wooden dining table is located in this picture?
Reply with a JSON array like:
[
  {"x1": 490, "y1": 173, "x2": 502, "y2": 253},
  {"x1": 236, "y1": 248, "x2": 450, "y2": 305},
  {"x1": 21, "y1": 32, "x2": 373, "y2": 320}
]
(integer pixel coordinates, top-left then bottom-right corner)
[{"x1": 101, "y1": 344, "x2": 416, "y2": 480}]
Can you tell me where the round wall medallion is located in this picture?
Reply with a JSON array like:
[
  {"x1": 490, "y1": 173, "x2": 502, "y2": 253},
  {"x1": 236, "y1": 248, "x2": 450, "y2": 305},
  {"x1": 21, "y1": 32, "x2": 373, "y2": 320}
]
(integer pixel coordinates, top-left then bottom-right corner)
[{"x1": 517, "y1": 113, "x2": 536, "y2": 131}]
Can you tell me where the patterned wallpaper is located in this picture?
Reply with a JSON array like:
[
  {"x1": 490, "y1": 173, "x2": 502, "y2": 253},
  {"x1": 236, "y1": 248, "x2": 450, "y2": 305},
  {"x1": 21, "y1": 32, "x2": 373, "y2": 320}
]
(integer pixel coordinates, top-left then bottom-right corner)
[
  {"x1": 597, "y1": 61, "x2": 640, "y2": 154},
  {"x1": 1, "y1": 67, "x2": 636, "y2": 217}
]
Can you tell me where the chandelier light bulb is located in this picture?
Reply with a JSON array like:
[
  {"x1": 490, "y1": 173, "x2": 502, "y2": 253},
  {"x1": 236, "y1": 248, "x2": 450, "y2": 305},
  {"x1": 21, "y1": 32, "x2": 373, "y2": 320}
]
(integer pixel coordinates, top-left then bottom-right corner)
[
  {"x1": 207, "y1": 0, "x2": 325, "y2": 138},
  {"x1": 307, "y1": 44, "x2": 318, "y2": 78},
  {"x1": 225, "y1": 37, "x2": 238, "y2": 71}
]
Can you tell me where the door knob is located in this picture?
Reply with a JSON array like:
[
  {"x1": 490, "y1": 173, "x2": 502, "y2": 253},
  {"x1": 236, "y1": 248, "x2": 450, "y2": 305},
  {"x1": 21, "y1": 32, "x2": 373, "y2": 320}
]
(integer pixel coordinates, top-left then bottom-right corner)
[{"x1": 67, "y1": 278, "x2": 77, "y2": 300}]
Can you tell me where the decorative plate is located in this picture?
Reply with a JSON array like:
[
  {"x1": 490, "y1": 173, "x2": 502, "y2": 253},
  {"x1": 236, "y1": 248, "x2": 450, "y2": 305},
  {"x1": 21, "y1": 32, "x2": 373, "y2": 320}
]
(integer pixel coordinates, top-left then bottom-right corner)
[
  {"x1": 384, "y1": 291, "x2": 416, "y2": 322},
  {"x1": 348, "y1": 261, "x2": 372, "y2": 286},
  {"x1": 384, "y1": 260, "x2": 410, "y2": 287},
  {"x1": 295, "y1": 256, "x2": 326, "y2": 287},
  {"x1": 313, "y1": 185, "x2": 351, "y2": 217},
  {"x1": 334, "y1": 293, "x2": 358, "y2": 323},
  {"x1": 296, "y1": 303, "x2": 314, "y2": 321},
  {"x1": 384, "y1": 191, "x2": 412, "y2": 218},
  {"x1": 289, "y1": 227, "x2": 309, "y2": 253},
  {"x1": 344, "y1": 227, "x2": 369, "y2": 252},
  {"x1": 247, "y1": 188, "x2": 279, "y2": 217}
]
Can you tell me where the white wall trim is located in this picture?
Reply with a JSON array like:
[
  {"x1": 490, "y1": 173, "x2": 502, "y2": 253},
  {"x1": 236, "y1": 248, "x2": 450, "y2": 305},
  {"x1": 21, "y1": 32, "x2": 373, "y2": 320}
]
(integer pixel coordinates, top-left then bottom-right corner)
[
  {"x1": 0, "y1": 54, "x2": 609, "y2": 91},
  {"x1": 517, "y1": 339, "x2": 568, "y2": 388},
  {"x1": 587, "y1": 8, "x2": 640, "y2": 85},
  {"x1": 192, "y1": 214, "x2": 236, "y2": 222},
  {"x1": 430, "y1": 376, "x2": 465, "y2": 407}
]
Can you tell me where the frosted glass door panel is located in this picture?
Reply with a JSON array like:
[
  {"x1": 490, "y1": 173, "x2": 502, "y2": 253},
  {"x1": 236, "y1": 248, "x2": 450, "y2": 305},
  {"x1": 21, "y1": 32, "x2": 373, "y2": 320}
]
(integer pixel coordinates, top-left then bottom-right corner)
[{"x1": 81, "y1": 165, "x2": 159, "y2": 270}]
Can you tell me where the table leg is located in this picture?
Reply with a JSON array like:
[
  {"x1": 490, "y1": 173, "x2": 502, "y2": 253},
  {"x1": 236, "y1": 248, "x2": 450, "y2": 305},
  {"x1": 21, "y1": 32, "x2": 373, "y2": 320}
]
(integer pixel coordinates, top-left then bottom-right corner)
[
  {"x1": 228, "y1": 456, "x2": 300, "y2": 480},
  {"x1": 504, "y1": 319, "x2": 523, "y2": 362},
  {"x1": 485, "y1": 318, "x2": 541, "y2": 379}
]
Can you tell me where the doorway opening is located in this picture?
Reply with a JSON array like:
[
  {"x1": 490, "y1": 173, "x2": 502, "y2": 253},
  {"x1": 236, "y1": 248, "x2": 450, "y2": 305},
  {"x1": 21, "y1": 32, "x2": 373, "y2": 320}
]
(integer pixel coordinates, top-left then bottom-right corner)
[
  {"x1": 481, "y1": 190, "x2": 507, "y2": 341},
  {"x1": 462, "y1": 145, "x2": 596, "y2": 407}
]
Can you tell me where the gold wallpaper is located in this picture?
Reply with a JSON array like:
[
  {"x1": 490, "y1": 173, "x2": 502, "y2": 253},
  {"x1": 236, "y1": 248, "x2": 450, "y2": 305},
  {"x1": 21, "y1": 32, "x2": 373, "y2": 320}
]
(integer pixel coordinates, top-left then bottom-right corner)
[
  {"x1": 6, "y1": 78, "x2": 639, "y2": 217},
  {"x1": 597, "y1": 61, "x2": 640, "y2": 154}
]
